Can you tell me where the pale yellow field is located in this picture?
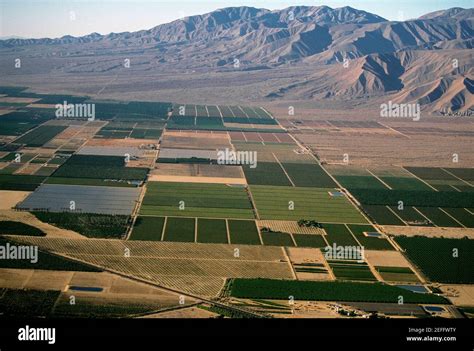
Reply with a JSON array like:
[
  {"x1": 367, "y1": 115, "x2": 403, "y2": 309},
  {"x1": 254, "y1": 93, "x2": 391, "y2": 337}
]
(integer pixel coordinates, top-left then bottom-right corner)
[
  {"x1": 364, "y1": 250, "x2": 412, "y2": 267},
  {"x1": 440, "y1": 285, "x2": 474, "y2": 306},
  {"x1": 8, "y1": 237, "x2": 295, "y2": 297},
  {"x1": 148, "y1": 174, "x2": 246, "y2": 184},
  {"x1": 0, "y1": 190, "x2": 31, "y2": 209},
  {"x1": 383, "y1": 226, "x2": 474, "y2": 239},
  {"x1": 258, "y1": 220, "x2": 327, "y2": 235}
]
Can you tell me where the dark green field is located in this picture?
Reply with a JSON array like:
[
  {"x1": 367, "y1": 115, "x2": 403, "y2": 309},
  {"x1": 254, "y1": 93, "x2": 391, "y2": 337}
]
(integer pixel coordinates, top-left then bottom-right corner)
[
  {"x1": 230, "y1": 279, "x2": 447, "y2": 304},
  {"x1": 14, "y1": 125, "x2": 67, "y2": 147},
  {"x1": 347, "y1": 224, "x2": 394, "y2": 250},
  {"x1": 197, "y1": 218, "x2": 228, "y2": 244},
  {"x1": 416, "y1": 207, "x2": 463, "y2": 227},
  {"x1": 375, "y1": 266, "x2": 420, "y2": 283},
  {"x1": 293, "y1": 234, "x2": 327, "y2": 248},
  {"x1": 0, "y1": 110, "x2": 54, "y2": 136},
  {"x1": 379, "y1": 177, "x2": 433, "y2": 191},
  {"x1": 52, "y1": 155, "x2": 148, "y2": 181},
  {"x1": 351, "y1": 189, "x2": 474, "y2": 208},
  {"x1": 362, "y1": 205, "x2": 406, "y2": 225},
  {"x1": 0, "y1": 174, "x2": 45, "y2": 191},
  {"x1": 242, "y1": 162, "x2": 292, "y2": 186},
  {"x1": 388, "y1": 206, "x2": 431, "y2": 225},
  {"x1": 0, "y1": 289, "x2": 60, "y2": 317},
  {"x1": 140, "y1": 182, "x2": 254, "y2": 219},
  {"x1": 33, "y1": 212, "x2": 130, "y2": 239},
  {"x1": 323, "y1": 223, "x2": 359, "y2": 246},
  {"x1": 336, "y1": 175, "x2": 386, "y2": 190},
  {"x1": 129, "y1": 216, "x2": 165, "y2": 241},
  {"x1": 0, "y1": 221, "x2": 45, "y2": 236},
  {"x1": 261, "y1": 232, "x2": 295, "y2": 247},
  {"x1": 163, "y1": 217, "x2": 195, "y2": 242},
  {"x1": 395, "y1": 236, "x2": 474, "y2": 283},
  {"x1": 282, "y1": 163, "x2": 337, "y2": 188},
  {"x1": 328, "y1": 260, "x2": 377, "y2": 281},
  {"x1": 228, "y1": 220, "x2": 261, "y2": 245}
]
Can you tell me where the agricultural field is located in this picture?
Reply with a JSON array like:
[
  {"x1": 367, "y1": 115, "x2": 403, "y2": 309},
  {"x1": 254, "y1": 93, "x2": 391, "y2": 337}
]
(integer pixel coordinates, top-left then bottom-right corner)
[
  {"x1": 394, "y1": 236, "x2": 474, "y2": 284},
  {"x1": 32, "y1": 212, "x2": 130, "y2": 239},
  {"x1": 51, "y1": 155, "x2": 149, "y2": 181},
  {"x1": 197, "y1": 218, "x2": 228, "y2": 244},
  {"x1": 242, "y1": 162, "x2": 292, "y2": 186},
  {"x1": 0, "y1": 88, "x2": 470, "y2": 319},
  {"x1": 229, "y1": 279, "x2": 447, "y2": 304},
  {"x1": 129, "y1": 216, "x2": 165, "y2": 241},
  {"x1": 0, "y1": 238, "x2": 101, "y2": 272},
  {"x1": 228, "y1": 220, "x2": 262, "y2": 245},
  {"x1": 327, "y1": 260, "x2": 377, "y2": 282},
  {"x1": 140, "y1": 182, "x2": 255, "y2": 219},
  {"x1": 10, "y1": 236, "x2": 294, "y2": 297},
  {"x1": 0, "y1": 220, "x2": 45, "y2": 236},
  {"x1": 375, "y1": 266, "x2": 420, "y2": 283},
  {"x1": 17, "y1": 184, "x2": 141, "y2": 216},
  {"x1": 250, "y1": 185, "x2": 367, "y2": 223},
  {"x1": 14, "y1": 125, "x2": 68, "y2": 147}
]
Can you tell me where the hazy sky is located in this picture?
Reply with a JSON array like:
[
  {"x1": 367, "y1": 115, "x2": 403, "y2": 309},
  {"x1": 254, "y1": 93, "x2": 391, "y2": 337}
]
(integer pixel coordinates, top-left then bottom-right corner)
[{"x1": 0, "y1": 0, "x2": 471, "y2": 39}]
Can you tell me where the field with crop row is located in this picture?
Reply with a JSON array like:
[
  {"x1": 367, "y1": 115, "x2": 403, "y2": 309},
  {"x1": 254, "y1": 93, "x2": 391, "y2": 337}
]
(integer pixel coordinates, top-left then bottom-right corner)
[
  {"x1": 250, "y1": 185, "x2": 367, "y2": 223},
  {"x1": 140, "y1": 182, "x2": 255, "y2": 219},
  {"x1": 230, "y1": 279, "x2": 447, "y2": 304}
]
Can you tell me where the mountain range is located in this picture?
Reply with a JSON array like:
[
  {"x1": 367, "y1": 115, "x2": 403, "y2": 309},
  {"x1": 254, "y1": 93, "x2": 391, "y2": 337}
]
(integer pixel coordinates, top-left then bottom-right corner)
[{"x1": 0, "y1": 5, "x2": 472, "y2": 113}]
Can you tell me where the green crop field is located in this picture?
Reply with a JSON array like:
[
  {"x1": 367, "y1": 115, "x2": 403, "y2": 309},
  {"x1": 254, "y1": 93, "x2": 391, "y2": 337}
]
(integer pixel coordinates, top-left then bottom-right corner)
[
  {"x1": 0, "y1": 289, "x2": 60, "y2": 317},
  {"x1": 328, "y1": 261, "x2": 377, "y2": 281},
  {"x1": 0, "y1": 221, "x2": 45, "y2": 236},
  {"x1": 163, "y1": 217, "x2": 195, "y2": 242},
  {"x1": 0, "y1": 174, "x2": 45, "y2": 191},
  {"x1": 362, "y1": 205, "x2": 406, "y2": 225},
  {"x1": 229, "y1": 279, "x2": 447, "y2": 304},
  {"x1": 444, "y1": 168, "x2": 474, "y2": 181},
  {"x1": 228, "y1": 220, "x2": 261, "y2": 245},
  {"x1": 416, "y1": 207, "x2": 463, "y2": 227},
  {"x1": 404, "y1": 167, "x2": 457, "y2": 181},
  {"x1": 45, "y1": 177, "x2": 137, "y2": 187},
  {"x1": 347, "y1": 224, "x2": 395, "y2": 250},
  {"x1": 242, "y1": 162, "x2": 292, "y2": 186},
  {"x1": 395, "y1": 236, "x2": 474, "y2": 283},
  {"x1": 250, "y1": 185, "x2": 367, "y2": 223},
  {"x1": 379, "y1": 177, "x2": 433, "y2": 191},
  {"x1": 129, "y1": 216, "x2": 165, "y2": 241},
  {"x1": 323, "y1": 223, "x2": 359, "y2": 246},
  {"x1": 281, "y1": 163, "x2": 337, "y2": 188},
  {"x1": 375, "y1": 266, "x2": 420, "y2": 283},
  {"x1": 197, "y1": 218, "x2": 228, "y2": 244},
  {"x1": 130, "y1": 128, "x2": 162, "y2": 139},
  {"x1": 388, "y1": 206, "x2": 431, "y2": 225},
  {"x1": 336, "y1": 175, "x2": 387, "y2": 189},
  {"x1": 14, "y1": 125, "x2": 67, "y2": 147},
  {"x1": 293, "y1": 234, "x2": 327, "y2": 248},
  {"x1": 52, "y1": 155, "x2": 148, "y2": 181},
  {"x1": 442, "y1": 208, "x2": 474, "y2": 227},
  {"x1": 0, "y1": 111, "x2": 54, "y2": 136},
  {"x1": 261, "y1": 232, "x2": 295, "y2": 247},
  {"x1": 33, "y1": 212, "x2": 130, "y2": 239},
  {"x1": 140, "y1": 182, "x2": 255, "y2": 219},
  {"x1": 350, "y1": 189, "x2": 474, "y2": 208}
]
